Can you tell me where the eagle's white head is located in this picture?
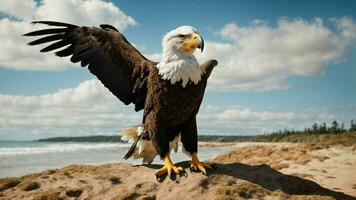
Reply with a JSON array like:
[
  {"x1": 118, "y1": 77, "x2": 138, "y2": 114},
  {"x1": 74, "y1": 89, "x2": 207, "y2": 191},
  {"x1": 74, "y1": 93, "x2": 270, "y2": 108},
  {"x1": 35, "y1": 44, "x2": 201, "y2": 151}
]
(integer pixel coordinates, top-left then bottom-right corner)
[{"x1": 157, "y1": 26, "x2": 204, "y2": 87}]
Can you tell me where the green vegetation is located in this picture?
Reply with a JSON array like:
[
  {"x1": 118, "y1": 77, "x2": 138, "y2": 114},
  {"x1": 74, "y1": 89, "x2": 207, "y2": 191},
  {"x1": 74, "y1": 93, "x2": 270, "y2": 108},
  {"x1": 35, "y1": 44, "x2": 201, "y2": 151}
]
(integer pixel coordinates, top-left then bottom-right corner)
[
  {"x1": 201, "y1": 120, "x2": 356, "y2": 146},
  {"x1": 199, "y1": 132, "x2": 356, "y2": 146}
]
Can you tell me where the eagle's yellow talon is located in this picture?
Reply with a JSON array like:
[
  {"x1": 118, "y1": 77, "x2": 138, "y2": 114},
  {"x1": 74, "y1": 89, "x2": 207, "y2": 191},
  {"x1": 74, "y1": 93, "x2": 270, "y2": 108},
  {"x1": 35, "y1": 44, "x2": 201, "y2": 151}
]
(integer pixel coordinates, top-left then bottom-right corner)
[
  {"x1": 155, "y1": 154, "x2": 183, "y2": 178},
  {"x1": 190, "y1": 153, "x2": 211, "y2": 174},
  {"x1": 155, "y1": 167, "x2": 166, "y2": 177}
]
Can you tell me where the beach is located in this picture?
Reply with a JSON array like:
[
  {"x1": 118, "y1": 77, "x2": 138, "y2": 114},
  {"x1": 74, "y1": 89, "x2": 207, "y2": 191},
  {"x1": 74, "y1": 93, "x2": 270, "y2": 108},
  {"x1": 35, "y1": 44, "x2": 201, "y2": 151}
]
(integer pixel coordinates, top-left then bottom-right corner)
[
  {"x1": 0, "y1": 141, "x2": 355, "y2": 200},
  {"x1": 0, "y1": 141, "x2": 234, "y2": 178}
]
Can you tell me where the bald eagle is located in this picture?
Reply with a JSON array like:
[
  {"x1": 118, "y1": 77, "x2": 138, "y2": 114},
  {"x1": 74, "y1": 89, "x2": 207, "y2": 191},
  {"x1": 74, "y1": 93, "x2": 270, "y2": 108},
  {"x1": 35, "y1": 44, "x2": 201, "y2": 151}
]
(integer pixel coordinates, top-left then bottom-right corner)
[{"x1": 24, "y1": 21, "x2": 218, "y2": 178}]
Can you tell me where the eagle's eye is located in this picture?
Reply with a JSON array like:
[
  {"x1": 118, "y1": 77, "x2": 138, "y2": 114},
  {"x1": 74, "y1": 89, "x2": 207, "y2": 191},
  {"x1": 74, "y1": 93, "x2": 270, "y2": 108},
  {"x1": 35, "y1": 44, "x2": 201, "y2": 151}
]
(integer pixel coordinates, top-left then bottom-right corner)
[{"x1": 178, "y1": 34, "x2": 185, "y2": 38}]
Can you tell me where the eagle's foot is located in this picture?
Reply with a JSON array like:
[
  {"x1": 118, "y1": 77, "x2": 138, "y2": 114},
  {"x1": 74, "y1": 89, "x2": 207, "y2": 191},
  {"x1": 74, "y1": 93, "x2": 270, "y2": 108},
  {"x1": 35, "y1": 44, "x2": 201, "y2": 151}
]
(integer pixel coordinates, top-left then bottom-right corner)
[
  {"x1": 190, "y1": 153, "x2": 212, "y2": 175},
  {"x1": 155, "y1": 154, "x2": 184, "y2": 180}
]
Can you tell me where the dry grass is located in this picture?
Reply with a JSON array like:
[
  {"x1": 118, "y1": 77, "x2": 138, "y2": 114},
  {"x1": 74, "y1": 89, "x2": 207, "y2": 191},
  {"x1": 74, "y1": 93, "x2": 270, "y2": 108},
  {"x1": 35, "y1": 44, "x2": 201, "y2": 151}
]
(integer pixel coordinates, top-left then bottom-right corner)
[{"x1": 279, "y1": 132, "x2": 356, "y2": 147}]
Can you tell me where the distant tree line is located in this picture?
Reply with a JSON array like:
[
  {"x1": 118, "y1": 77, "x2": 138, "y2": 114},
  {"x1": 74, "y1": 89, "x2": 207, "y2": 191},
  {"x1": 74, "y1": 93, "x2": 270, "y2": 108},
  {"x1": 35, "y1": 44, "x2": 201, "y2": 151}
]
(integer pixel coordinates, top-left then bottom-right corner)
[
  {"x1": 199, "y1": 120, "x2": 356, "y2": 143},
  {"x1": 269, "y1": 120, "x2": 356, "y2": 135}
]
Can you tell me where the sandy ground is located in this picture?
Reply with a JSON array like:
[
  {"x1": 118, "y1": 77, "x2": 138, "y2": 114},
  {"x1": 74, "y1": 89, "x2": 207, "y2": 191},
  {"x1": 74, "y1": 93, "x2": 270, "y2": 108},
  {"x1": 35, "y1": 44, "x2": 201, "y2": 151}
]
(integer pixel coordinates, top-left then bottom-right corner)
[
  {"x1": 0, "y1": 142, "x2": 355, "y2": 200},
  {"x1": 281, "y1": 146, "x2": 356, "y2": 196},
  {"x1": 214, "y1": 142, "x2": 356, "y2": 197}
]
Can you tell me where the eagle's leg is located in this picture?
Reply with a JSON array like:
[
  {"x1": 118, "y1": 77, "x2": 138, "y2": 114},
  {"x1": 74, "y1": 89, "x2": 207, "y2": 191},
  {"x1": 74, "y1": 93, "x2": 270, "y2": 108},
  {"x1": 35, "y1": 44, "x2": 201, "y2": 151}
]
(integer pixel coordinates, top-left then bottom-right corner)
[
  {"x1": 148, "y1": 114, "x2": 183, "y2": 178},
  {"x1": 155, "y1": 153, "x2": 184, "y2": 177},
  {"x1": 190, "y1": 152, "x2": 212, "y2": 174},
  {"x1": 180, "y1": 116, "x2": 212, "y2": 174}
]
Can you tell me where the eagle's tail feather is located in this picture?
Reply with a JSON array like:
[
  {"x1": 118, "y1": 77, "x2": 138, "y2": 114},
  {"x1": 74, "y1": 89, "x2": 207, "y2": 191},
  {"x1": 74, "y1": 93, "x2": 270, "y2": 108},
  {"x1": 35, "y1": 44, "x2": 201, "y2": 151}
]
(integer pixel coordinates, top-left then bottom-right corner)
[
  {"x1": 123, "y1": 136, "x2": 140, "y2": 160},
  {"x1": 119, "y1": 126, "x2": 141, "y2": 159},
  {"x1": 119, "y1": 126, "x2": 157, "y2": 164},
  {"x1": 120, "y1": 126, "x2": 140, "y2": 143}
]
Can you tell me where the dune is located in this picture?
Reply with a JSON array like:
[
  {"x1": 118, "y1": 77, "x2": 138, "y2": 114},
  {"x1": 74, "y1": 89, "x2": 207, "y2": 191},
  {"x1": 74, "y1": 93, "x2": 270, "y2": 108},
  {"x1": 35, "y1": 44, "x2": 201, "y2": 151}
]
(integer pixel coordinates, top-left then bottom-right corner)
[{"x1": 0, "y1": 143, "x2": 355, "y2": 200}]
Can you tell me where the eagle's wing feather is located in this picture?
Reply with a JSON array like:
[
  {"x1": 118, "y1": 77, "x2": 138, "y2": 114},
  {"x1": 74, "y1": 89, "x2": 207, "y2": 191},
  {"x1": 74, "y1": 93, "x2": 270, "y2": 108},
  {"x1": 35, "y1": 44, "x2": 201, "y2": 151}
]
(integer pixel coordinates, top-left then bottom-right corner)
[{"x1": 24, "y1": 21, "x2": 156, "y2": 111}]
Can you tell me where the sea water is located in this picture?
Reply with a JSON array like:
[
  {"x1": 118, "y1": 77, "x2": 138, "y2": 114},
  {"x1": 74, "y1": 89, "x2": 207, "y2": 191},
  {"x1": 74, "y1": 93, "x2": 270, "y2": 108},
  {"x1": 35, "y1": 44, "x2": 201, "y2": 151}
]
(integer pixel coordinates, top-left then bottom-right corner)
[{"x1": 0, "y1": 141, "x2": 232, "y2": 177}]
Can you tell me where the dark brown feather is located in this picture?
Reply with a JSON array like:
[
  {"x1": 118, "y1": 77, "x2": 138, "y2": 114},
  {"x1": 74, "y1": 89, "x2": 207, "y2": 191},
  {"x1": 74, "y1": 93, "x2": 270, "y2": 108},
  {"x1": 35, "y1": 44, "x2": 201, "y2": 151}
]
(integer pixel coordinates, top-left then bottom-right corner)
[
  {"x1": 23, "y1": 28, "x2": 68, "y2": 36},
  {"x1": 200, "y1": 59, "x2": 218, "y2": 79},
  {"x1": 32, "y1": 21, "x2": 77, "y2": 28},
  {"x1": 123, "y1": 136, "x2": 140, "y2": 160},
  {"x1": 55, "y1": 45, "x2": 74, "y2": 57},
  {"x1": 40, "y1": 40, "x2": 69, "y2": 52},
  {"x1": 28, "y1": 34, "x2": 63, "y2": 45},
  {"x1": 100, "y1": 24, "x2": 118, "y2": 32},
  {"x1": 71, "y1": 48, "x2": 96, "y2": 63}
]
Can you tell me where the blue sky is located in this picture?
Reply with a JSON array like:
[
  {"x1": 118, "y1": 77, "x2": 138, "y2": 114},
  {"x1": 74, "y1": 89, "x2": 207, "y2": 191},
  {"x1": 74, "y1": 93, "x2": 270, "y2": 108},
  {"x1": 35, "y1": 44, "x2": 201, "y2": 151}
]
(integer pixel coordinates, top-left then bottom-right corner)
[{"x1": 0, "y1": 0, "x2": 355, "y2": 140}]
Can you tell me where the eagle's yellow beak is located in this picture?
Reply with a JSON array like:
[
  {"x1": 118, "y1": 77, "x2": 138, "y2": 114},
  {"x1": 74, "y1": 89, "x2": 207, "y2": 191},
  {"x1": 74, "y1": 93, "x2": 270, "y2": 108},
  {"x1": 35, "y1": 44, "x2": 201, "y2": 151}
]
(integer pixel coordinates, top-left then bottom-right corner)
[{"x1": 182, "y1": 32, "x2": 204, "y2": 53}]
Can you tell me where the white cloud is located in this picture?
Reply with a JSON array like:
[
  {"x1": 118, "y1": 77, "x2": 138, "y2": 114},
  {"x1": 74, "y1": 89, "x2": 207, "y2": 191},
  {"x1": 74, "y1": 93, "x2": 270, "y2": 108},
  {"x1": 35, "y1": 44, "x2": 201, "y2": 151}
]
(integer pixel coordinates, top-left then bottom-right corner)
[
  {"x1": 333, "y1": 17, "x2": 356, "y2": 44},
  {"x1": 33, "y1": 0, "x2": 136, "y2": 28},
  {"x1": 0, "y1": 79, "x2": 141, "y2": 140},
  {"x1": 196, "y1": 17, "x2": 356, "y2": 91},
  {"x1": 0, "y1": 0, "x2": 36, "y2": 20},
  {"x1": 0, "y1": 0, "x2": 136, "y2": 70}
]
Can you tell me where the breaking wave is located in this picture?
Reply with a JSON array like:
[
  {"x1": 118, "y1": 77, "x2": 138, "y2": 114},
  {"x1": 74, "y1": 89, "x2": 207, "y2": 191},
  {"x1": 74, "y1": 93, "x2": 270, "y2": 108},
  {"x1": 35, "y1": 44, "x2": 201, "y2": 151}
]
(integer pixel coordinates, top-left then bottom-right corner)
[{"x1": 0, "y1": 142, "x2": 130, "y2": 156}]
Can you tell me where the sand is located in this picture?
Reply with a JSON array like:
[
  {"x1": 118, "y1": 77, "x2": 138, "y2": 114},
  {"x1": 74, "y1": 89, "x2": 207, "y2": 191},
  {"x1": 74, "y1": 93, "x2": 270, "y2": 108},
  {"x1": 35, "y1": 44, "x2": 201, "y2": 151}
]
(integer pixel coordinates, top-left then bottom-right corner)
[{"x1": 0, "y1": 143, "x2": 355, "y2": 200}]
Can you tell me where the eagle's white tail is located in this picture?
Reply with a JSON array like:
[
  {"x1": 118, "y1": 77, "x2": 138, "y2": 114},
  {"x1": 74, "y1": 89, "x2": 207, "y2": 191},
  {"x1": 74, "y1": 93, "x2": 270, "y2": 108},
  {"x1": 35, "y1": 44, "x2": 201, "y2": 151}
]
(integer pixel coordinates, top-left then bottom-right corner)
[
  {"x1": 120, "y1": 126, "x2": 142, "y2": 143},
  {"x1": 119, "y1": 126, "x2": 157, "y2": 164},
  {"x1": 119, "y1": 125, "x2": 180, "y2": 164}
]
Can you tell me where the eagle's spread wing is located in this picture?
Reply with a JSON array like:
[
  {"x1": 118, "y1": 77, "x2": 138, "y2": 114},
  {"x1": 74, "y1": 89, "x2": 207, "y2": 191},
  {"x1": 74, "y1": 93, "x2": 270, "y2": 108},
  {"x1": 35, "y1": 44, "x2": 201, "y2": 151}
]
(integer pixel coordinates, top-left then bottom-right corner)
[{"x1": 24, "y1": 21, "x2": 156, "y2": 111}]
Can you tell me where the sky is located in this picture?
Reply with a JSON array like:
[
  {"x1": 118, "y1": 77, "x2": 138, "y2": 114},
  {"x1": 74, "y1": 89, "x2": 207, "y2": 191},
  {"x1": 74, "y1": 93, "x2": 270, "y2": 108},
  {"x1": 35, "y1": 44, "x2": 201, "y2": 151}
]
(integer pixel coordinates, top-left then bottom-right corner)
[{"x1": 0, "y1": 0, "x2": 355, "y2": 140}]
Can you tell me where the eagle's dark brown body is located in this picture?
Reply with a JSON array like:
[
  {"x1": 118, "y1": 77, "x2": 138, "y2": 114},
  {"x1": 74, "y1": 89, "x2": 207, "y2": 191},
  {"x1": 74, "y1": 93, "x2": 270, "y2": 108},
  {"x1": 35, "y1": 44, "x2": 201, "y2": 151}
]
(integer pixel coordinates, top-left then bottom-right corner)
[
  {"x1": 143, "y1": 66, "x2": 209, "y2": 157},
  {"x1": 24, "y1": 21, "x2": 217, "y2": 161}
]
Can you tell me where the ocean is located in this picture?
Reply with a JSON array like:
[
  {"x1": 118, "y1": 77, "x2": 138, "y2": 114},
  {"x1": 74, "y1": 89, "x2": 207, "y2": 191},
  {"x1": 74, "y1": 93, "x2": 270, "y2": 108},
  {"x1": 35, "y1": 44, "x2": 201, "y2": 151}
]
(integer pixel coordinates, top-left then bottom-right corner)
[{"x1": 0, "y1": 141, "x2": 232, "y2": 178}]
